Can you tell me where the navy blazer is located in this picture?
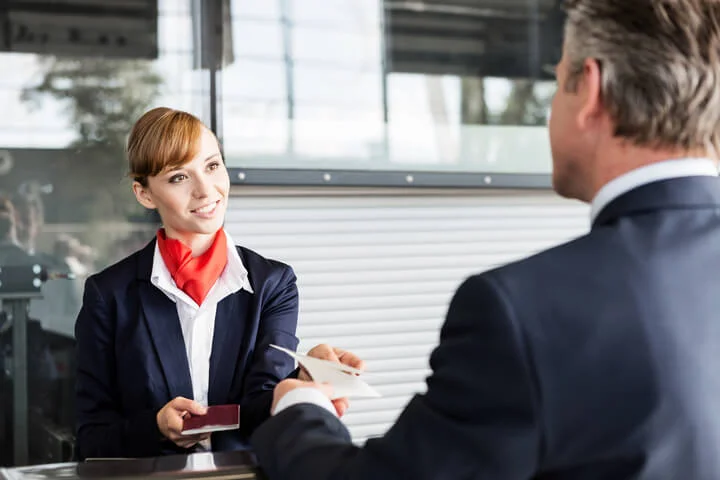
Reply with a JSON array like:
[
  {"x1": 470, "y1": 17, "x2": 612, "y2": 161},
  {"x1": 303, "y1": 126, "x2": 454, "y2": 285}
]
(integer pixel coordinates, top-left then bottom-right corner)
[
  {"x1": 252, "y1": 176, "x2": 720, "y2": 480},
  {"x1": 75, "y1": 240, "x2": 299, "y2": 459}
]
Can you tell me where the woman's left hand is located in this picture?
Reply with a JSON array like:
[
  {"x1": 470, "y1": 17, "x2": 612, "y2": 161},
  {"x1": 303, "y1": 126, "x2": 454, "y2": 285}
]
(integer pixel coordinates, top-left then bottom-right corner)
[{"x1": 301, "y1": 344, "x2": 366, "y2": 416}]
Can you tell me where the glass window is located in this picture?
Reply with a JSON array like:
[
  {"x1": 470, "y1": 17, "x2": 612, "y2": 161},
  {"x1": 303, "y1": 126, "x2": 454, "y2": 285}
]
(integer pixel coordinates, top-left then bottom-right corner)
[
  {"x1": 232, "y1": 21, "x2": 285, "y2": 59},
  {"x1": 0, "y1": 0, "x2": 561, "y2": 465},
  {"x1": 292, "y1": 27, "x2": 382, "y2": 67},
  {"x1": 231, "y1": 0, "x2": 281, "y2": 20},
  {"x1": 220, "y1": 0, "x2": 561, "y2": 176},
  {"x1": 0, "y1": 0, "x2": 208, "y2": 467}
]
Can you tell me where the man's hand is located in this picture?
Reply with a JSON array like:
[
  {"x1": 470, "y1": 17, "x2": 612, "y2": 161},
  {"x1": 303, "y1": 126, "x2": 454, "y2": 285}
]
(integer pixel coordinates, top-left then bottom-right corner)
[
  {"x1": 272, "y1": 378, "x2": 335, "y2": 415},
  {"x1": 300, "y1": 344, "x2": 366, "y2": 416},
  {"x1": 156, "y1": 396, "x2": 210, "y2": 449}
]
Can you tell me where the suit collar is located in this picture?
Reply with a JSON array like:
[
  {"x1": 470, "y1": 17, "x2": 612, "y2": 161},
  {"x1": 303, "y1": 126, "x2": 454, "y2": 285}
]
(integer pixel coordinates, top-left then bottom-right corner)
[
  {"x1": 138, "y1": 281, "x2": 194, "y2": 400},
  {"x1": 208, "y1": 292, "x2": 252, "y2": 404},
  {"x1": 135, "y1": 238, "x2": 195, "y2": 398},
  {"x1": 590, "y1": 158, "x2": 718, "y2": 223},
  {"x1": 136, "y1": 235, "x2": 251, "y2": 404},
  {"x1": 136, "y1": 238, "x2": 156, "y2": 281},
  {"x1": 592, "y1": 176, "x2": 720, "y2": 228}
]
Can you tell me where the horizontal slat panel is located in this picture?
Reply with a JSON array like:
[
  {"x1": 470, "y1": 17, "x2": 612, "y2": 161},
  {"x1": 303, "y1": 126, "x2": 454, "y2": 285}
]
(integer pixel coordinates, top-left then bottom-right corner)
[
  {"x1": 296, "y1": 344, "x2": 435, "y2": 361},
  {"x1": 288, "y1": 255, "x2": 528, "y2": 272},
  {"x1": 371, "y1": 383, "x2": 427, "y2": 397},
  {"x1": 343, "y1": 409, "x2": 410, "y2": 426},
  {"x1": 347, "y1": 396, "x2": 414, "y2": 414},
  {"x1": 301, "y1": 293, "x2": 450, "y2": 312},
  {"x1": 296, "y1": 268, "x2": 480, "y2": 286},
  {"x1": 298, "y1": 306, "x2": 448, "y2": 324},
  {"x1": 361, "y1": 369, "x2": 431, "y2": 384},
  {"x1": 247, "y1": 241, "x2": 569, "y2": 261},
  {"x1": 226, "y1": 217, "x2": 585, "y2": 235},
  {"x1": 236, "y1": 228, "x2": 583, "y2": 248},
  {"x1": 225, "y1": 190, "x2": 588, "y2": 444},
  {"x1": 298, "y1": 318, "x2": 443, "y2": 336},
  {"x1": 226, "y1": 205, "x2": 586, "y2": 221},
  {"x1": 299, "y1": 331, "x2": 439, "y2": 349},
  {"x1": 347, "y1": 356, "x2": 431, "y2": 373}
]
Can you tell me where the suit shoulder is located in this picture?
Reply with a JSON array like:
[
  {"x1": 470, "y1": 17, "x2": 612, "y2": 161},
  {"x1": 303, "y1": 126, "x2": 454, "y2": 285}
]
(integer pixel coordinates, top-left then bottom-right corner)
[{"x1": 483, "y1": 230, "x2": 601, "y2": 287}]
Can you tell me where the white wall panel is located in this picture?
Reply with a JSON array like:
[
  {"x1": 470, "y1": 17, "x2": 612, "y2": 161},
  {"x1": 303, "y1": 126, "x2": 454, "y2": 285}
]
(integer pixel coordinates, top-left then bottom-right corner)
[{"x1": 224, "y1": 189, "x2": 589, "y2": 443}]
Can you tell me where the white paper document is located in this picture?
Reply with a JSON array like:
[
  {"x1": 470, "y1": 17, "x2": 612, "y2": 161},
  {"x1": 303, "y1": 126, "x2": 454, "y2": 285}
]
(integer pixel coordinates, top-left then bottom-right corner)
[{"x1": 270, "y1": 344, "x2": 381, "y2": 399}]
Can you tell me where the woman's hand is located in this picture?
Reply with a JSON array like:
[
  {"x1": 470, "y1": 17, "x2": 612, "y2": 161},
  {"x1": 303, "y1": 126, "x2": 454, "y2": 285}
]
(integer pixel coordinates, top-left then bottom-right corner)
[
  {"x1": 301, "y1": 344, "x2": 366, "y2": 416},
  {"x1": 156, "y1": 396, "x2": 210, "y2": 449}
]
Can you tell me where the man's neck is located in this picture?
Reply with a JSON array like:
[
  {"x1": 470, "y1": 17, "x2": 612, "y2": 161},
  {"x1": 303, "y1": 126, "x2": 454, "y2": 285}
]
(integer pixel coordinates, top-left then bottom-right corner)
[{"x1": 587, "y1": 142, "x2": 714, "y2": 200}]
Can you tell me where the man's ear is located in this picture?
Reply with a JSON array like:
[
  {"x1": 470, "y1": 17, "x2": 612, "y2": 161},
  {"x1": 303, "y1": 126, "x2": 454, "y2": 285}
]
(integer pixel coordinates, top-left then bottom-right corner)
[
  {"x1": 132, "y1": 181, "x2": 156, "y2": 210},
  {"x1": 576, "y1": 57, "x2": 603, "y2": 131}
]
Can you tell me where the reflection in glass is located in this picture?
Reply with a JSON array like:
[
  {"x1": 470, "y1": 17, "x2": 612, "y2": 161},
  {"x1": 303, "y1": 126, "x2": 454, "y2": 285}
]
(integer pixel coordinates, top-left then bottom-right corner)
[
  {"x1": 221, "y1": 0, "x2": 562, "y2": 175},
  {"x1": 0, "y1": 0, "x2": 206, "y2": 467},
  {"x1": 0, "y1": 0, "x2": 562, "y2": 467}
]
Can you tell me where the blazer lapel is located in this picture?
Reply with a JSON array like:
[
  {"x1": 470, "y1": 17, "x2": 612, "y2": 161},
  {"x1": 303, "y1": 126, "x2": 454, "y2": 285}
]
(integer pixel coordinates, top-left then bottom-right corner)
[
  {"x1": 136, "y1": 239, "x2": 194, "y2": 400},
  {"x1": 208, "y1": 291, "x2": 251, "y2": 405}
]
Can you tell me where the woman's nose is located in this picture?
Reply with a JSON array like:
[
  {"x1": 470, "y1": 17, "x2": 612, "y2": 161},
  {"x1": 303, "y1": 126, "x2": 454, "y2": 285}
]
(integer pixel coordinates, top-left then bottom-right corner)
[{"x1": 192, "y1": 177, "x2": 212, "y2": 199}]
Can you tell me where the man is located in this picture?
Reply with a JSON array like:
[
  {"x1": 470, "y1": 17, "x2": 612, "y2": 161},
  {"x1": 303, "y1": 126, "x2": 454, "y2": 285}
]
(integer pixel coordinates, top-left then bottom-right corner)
[{"x1": 252, "y1": 0, "x2": 720, "y2": 478}]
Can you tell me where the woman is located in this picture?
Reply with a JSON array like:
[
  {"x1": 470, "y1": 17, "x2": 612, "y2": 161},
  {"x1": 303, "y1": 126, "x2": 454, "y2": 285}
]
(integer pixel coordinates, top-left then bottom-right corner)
[{"x1": 75, "y1": 107, "x2": 360, "y2": 459}]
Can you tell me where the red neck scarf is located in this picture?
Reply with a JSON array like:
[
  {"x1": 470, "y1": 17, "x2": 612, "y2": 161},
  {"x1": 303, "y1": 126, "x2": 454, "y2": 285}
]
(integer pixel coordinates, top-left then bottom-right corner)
[{"x1": 156, "y1": 228, "x2": 228, "y2": 305}]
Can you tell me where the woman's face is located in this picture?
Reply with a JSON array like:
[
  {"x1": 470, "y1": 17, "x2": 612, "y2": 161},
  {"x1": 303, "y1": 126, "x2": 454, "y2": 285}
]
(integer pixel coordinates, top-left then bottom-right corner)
[{"x1": 133, "y1": 128, "x2": 230, "y2": 243}]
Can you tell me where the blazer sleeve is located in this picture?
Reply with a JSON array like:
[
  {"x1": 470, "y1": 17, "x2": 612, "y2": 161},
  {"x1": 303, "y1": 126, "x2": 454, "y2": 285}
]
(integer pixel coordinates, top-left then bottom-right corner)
[
  {"x1": 251, "y1": 273, "x2": 541, "y2": 480},
  {"x1": 75, "y1": 277, "x2": 163, "y2": 459},
  {"x1": 237, "y1": 263, "x2": 300, "y2": 437}
]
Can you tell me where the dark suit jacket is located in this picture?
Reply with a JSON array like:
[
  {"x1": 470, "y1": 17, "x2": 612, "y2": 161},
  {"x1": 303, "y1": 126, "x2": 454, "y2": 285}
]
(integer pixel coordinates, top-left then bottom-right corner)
[
  {"x1": 252, "y1": 176, "x2": 720, "y2": 480},
  {"x1": 75, "y1": 240, "x2": 299, "y2": 460}
]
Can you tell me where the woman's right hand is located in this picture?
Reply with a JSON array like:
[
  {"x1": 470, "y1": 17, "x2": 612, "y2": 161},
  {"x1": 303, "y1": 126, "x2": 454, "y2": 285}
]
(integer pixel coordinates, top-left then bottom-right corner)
[{"x1": 156, "y1": 396, "x2": 210, "y2": 449}]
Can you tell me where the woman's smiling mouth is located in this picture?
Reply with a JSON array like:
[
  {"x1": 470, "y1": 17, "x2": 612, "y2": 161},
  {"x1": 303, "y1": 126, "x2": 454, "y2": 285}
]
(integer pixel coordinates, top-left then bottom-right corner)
[{"x1": 191, "y1": 200, "x2": 221, "y2": 217}]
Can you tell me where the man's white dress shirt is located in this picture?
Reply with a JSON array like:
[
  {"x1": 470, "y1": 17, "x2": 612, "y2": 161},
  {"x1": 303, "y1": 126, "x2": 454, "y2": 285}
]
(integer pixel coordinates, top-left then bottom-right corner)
[{"x1": 590, "y1": 158, "x2": 718, "y2": 223}]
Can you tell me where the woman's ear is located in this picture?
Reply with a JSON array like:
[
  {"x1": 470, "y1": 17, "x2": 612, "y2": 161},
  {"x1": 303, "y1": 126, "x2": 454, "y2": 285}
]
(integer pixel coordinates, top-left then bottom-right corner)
[{"x1": 132, "y1": 181, "x2": 156, "y2": 210}]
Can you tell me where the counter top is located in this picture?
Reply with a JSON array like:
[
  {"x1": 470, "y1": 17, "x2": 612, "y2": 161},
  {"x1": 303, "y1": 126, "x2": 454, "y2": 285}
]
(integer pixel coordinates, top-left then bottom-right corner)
[{"x1": 0, "y1": 451, "x2": 264, "y2": 479}]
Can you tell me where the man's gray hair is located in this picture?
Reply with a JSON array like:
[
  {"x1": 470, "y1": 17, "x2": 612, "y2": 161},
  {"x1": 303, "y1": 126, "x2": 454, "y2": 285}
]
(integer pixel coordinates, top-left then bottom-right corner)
[{"x1": 563, "y1": 0, "x2": 720, "y2": 157}]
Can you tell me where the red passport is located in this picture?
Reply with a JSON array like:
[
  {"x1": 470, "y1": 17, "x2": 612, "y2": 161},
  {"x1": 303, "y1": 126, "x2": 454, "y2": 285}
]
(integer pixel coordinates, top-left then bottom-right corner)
[{"x1": 181, "y1": 404, "x2": 240, "y2": 435}]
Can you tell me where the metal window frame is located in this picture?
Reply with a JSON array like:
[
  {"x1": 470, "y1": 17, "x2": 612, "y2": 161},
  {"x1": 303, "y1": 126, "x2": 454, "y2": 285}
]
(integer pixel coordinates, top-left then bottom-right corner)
[{"x1": 228, "y1": 167, "x2": 550, "y2": 188}]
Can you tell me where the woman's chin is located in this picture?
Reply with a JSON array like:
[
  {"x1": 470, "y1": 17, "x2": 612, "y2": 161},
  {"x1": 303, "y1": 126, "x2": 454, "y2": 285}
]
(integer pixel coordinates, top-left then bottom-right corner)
[{"x1": 181, "y1": 219, "x2": 225, "y2": 236}]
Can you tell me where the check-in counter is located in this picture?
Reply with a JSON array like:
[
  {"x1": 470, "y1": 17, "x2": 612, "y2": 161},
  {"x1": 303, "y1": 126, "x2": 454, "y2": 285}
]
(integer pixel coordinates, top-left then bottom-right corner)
[{"x1": 0, "y1": 451, "x2": 264, "y2": 479}]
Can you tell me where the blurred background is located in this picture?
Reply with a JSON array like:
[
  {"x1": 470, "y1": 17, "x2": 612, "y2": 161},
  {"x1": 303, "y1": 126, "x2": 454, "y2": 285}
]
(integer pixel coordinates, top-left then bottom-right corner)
[{"x1": 0, "y1": 0, "x2": 588, "y2": 467}]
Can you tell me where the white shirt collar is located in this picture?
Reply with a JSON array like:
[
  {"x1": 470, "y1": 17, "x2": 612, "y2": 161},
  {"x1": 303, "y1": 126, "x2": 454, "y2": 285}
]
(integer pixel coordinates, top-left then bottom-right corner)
[
  {"x1": 151, "y1": 229, "x2": 253, "y2": 308},
  {"x1": 590, "y1": 158, "x2": 719, "y2": 223}
]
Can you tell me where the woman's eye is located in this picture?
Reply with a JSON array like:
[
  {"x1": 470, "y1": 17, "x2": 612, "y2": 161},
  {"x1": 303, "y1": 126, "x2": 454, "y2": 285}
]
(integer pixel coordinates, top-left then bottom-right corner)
[
  {"x1": 169, "y1": 174, "x2": 187, "y2": 184},
  {"x1": 208, "y1": 161, "x2": 220, "y2": 171}
]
